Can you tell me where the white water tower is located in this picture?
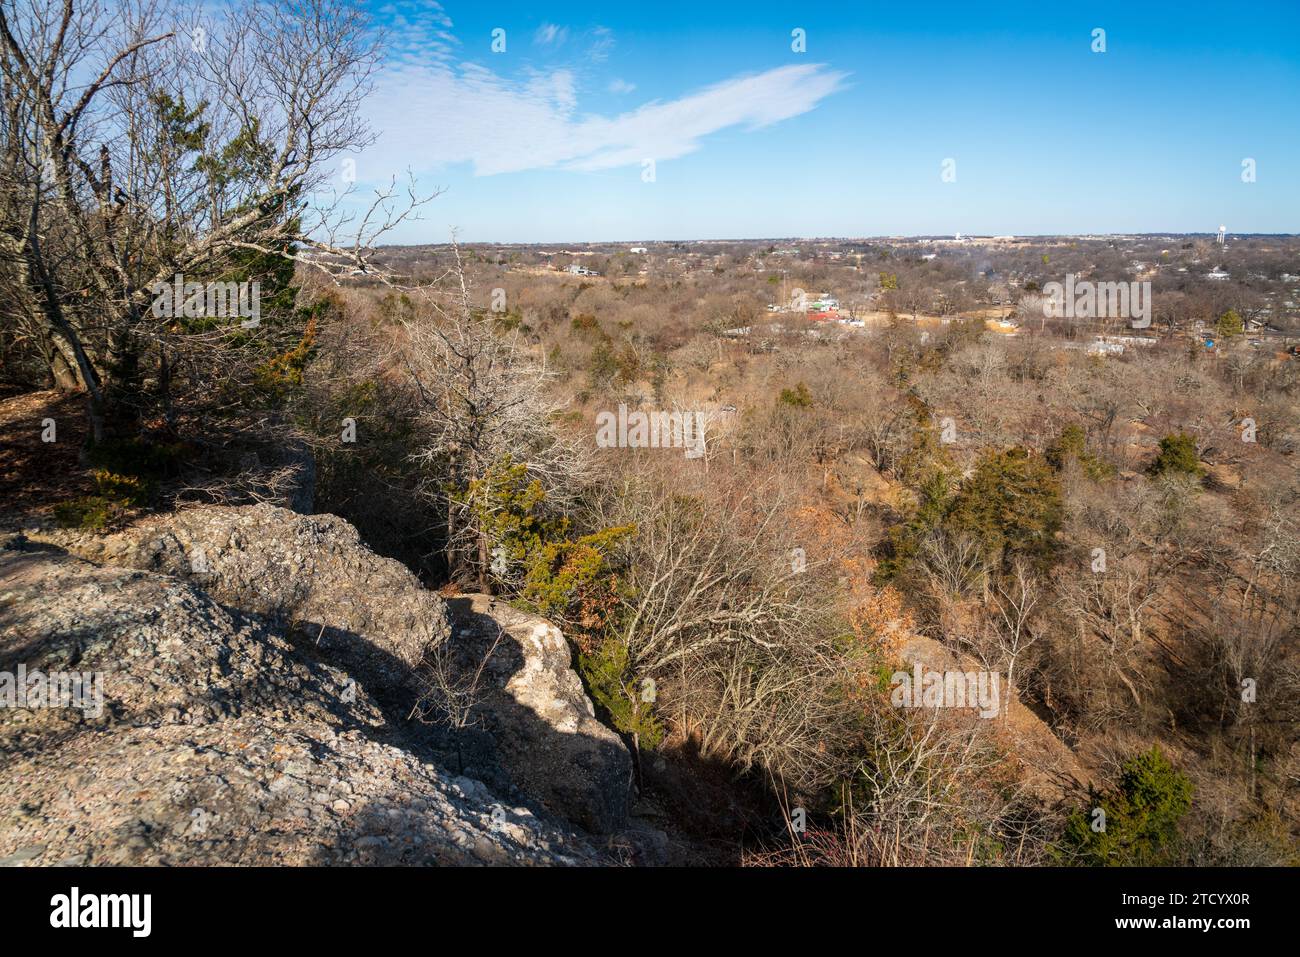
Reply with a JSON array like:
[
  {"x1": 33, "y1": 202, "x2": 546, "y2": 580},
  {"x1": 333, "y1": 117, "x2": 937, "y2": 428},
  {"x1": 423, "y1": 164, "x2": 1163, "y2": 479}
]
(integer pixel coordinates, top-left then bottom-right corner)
[{"x1": 1217, "y1": 225, "x2": 1226, "y2": 245}]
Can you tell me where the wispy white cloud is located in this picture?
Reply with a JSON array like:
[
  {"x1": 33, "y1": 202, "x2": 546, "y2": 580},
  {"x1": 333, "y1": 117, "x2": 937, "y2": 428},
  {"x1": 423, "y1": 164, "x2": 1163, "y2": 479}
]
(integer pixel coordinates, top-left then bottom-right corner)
[
  {"x1": 523, "y1": 68, "x2": 578, "y2": 112},
  {"x1": 378, "y1": 1, "x2": 457, "y2": 63},
  {"x1": 608, "y1": 78, "x2": 636, "y2": 94},
  {"x1": 365, "y1": 61, "x2": 847, "y2": 177},
  {"x1": 586, "y1": 25, "x2": 614, "y2": 62},
  {"x1": 534, "y1": 23, "x2": 568, "y2": 46}
]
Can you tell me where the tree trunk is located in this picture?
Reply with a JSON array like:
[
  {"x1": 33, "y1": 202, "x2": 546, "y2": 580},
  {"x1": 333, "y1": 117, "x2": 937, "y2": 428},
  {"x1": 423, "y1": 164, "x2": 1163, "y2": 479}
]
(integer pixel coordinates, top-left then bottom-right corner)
[
  {"x1": 25, "y1": 214, "x2": 107, "y2": 442},
  {"x1": 48, "y1": 342, "x2": 80, "y2": 391},
  {"x1": 477, "y1": 530, "x2": 490, "y2": 594}
]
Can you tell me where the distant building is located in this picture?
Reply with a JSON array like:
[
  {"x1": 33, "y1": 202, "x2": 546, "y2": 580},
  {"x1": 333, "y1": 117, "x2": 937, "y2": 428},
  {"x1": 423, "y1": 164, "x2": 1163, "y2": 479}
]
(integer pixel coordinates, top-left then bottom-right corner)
[
  {"x1": 629, "y1": 246, "x2": 647, "y2": 254},
  {"x1": 1086, "y1": 338, "x2": 1125, "y2": 356},
  {"x1": 805, "y1": 293, "x2": 839, "y2": 311},
  {"x1": 1206, "y1": 267, "x2": 1230, "y2": 281}
]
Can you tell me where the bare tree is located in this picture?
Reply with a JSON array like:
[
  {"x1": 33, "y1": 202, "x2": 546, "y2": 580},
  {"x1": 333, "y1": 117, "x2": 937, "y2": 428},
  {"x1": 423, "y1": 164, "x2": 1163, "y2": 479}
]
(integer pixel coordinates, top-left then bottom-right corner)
[
  {"x1": 1054, "y1": 547, "x2": 1174, "y2": 714},
  {"x1": 0, "y1": 0, "x2": 428, "y2": 439},
  {"x1": 989, "y1": 559, "x2": 1042, "y2": 712},
  {"x1": 400, "y1": 244, "x2": 591, "y2": 589}
]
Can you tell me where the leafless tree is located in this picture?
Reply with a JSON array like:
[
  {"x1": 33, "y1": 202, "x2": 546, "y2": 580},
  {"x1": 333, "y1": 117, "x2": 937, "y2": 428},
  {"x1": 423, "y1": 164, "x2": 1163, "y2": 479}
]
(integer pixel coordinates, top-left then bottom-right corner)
[
  {"x1": 989, "y1": 559, "x2": 1042, "y2": 711},
  {"x1": 0, "y1": 0, "x2": 429, "y2": 439},
  {"x1": 400, "y1": 244, "x2": 591, "y2": 589},
  {"x1": 1054, "y1": 548, "x2": 1174, "y2": 714}
]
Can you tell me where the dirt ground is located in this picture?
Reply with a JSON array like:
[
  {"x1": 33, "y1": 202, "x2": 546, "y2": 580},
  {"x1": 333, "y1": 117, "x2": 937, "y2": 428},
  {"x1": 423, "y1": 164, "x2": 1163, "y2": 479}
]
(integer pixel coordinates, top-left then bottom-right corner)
[{"x1": 0, "y1": 389, "x2": 93, "y2": 528}]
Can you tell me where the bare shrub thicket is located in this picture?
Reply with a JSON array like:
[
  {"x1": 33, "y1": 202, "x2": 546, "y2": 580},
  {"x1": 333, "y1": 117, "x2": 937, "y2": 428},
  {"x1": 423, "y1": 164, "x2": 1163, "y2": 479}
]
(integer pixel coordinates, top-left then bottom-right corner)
[
  {"x1": 585, "y1": 458, "x2": 858, "y2": 793},
  {"x1": 752, "y1": 705, "x2": 1054, "y2": 867}
]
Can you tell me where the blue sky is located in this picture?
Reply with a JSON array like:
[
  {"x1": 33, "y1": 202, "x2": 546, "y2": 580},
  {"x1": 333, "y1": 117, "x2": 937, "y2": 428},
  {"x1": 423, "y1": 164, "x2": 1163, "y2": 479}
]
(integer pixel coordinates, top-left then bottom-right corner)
[{"x1": 346, "y1": 0, "x2": 1300, "y2": 243}]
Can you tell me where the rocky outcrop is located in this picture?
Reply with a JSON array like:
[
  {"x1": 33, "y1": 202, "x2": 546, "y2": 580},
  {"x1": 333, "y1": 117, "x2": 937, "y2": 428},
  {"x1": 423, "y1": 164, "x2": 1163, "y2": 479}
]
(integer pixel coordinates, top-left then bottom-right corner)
[
  {"x1": 0, "y1": 547, "x2": 597, "y2": 865},
  {"x1": 40, "y1": 505, "x2": 450, "y2": 708},
  {"x1": 447, "y1": 595, "x2": 634, "y2": 834},
  {"x1": 28, "y1": 504, "x2": 636, "y2": 837}
]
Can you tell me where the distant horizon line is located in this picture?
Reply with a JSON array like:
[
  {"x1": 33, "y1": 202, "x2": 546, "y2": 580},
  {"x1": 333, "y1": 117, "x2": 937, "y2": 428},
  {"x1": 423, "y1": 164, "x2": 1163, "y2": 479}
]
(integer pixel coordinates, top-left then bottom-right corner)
[{"x1": 374, "y1": 231, "x2": 1299, "y2": 249}]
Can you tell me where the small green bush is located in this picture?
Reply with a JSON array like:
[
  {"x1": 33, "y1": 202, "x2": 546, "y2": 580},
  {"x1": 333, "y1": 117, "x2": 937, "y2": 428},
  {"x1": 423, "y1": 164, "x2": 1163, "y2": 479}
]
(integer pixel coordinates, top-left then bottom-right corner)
[
  {"x1": 576, "y1": 638, "x2": 664, "y2": 750},
  {"x1": 1060, "y1": 746, "x2": 1194, "y2": 865},
  {"x1": 54, "y1": 495, "x2": 120, "y2": 530},
  {"x1": 522, "y1": 525, "x2": 635, "y2": 650},
  {"x1": 1148, "y1": 433, "x2": 1203, "y2": 477},
  {"x1": 460, "y1": 458, "x2": 565, "y2": 576},
  {"x1": 777, "y1": 382, "x2": 812, "y2": 408},
  {"x1": 91, "y1": 469, "x2": 150, "y2": 506},
  {"x1": 54, "y1": 468, "x2": 152, "y2": 530},
  {"x1": 1047, "y1": 424, "x2": 1113, "y2": 479},
  {"x1": 1215, "y1": 309, "x2": 1244, "y2": 339}
]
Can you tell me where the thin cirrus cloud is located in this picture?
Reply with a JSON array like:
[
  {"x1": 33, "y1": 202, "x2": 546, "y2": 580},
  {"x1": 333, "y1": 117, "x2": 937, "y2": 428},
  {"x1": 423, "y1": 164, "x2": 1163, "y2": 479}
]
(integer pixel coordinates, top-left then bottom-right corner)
[
  {"x1": 366, "y1": 61, "x2": 848, "y2": 178},
  {"x1": 534, "y1": 23, "x2": 568, "y2": 46}
]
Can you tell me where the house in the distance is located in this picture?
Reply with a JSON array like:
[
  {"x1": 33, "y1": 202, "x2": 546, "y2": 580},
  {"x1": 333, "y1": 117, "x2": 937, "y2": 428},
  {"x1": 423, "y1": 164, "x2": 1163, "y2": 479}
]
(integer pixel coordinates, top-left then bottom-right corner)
[{"x1": 1086, "y1": 337, "x2": 1125, "y2": 356}]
